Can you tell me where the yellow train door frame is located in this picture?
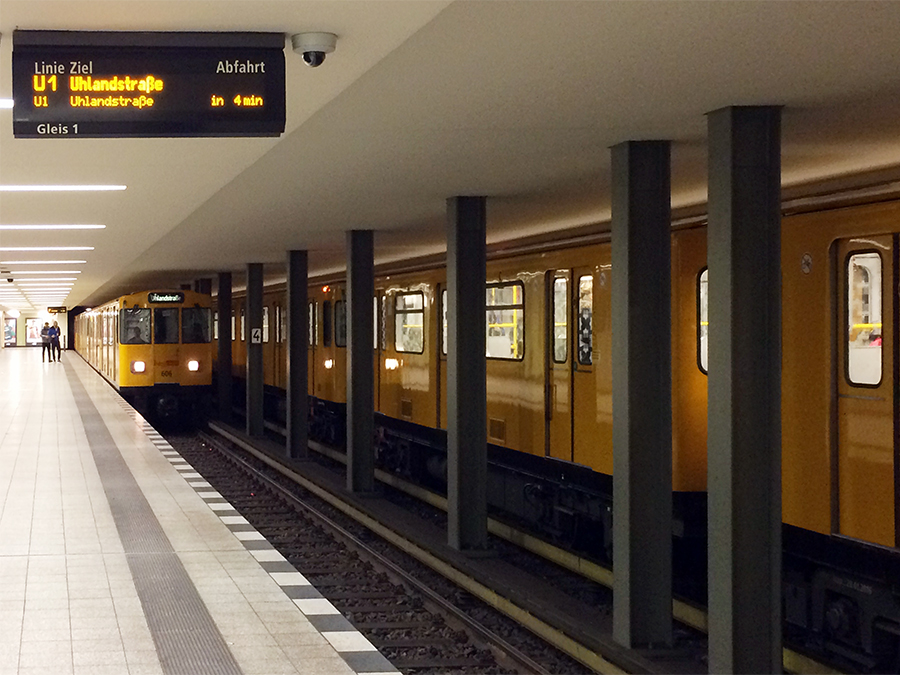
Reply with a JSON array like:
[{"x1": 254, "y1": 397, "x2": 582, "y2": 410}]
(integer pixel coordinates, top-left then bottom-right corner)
[
  {"x1": 546, "y1": 271, "x2": 572, "y2": 460},
  {"x1": 571, "y1": 258, "x2": 612, "y2": 474},
  {"x1": 835, "y1": 235, "x2": 897, "y2": 548}
]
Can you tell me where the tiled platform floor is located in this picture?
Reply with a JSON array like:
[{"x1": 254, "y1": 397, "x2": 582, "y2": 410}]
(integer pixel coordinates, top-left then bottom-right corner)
[{"x1": 0, "y1": 346, "x2": 398, "y2": 675}]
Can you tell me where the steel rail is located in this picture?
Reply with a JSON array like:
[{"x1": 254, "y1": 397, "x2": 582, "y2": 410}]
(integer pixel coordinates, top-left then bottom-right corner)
[{"x1": 199, "y1": 431, "x2": 555, "y2": 675}]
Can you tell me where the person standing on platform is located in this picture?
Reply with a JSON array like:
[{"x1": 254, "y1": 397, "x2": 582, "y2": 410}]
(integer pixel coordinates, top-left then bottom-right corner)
[
  {"x1": 40, "y1": 322, "x2": 53, "y2": 362},
  {"x1": 51, "y1": 321, "x2": 62, "y2": 361}
]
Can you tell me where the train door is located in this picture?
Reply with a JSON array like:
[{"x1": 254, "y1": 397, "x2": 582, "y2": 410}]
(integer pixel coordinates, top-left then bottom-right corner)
[
  {"x1": 835, "y1": 235, "x2": 897, "y2": 548},
  {"x1": 572, "y1": 257, "x2": 613, "y2": 474},
  {"x1": 546, "y1": 271, "x2": 572, "y2": 459}
]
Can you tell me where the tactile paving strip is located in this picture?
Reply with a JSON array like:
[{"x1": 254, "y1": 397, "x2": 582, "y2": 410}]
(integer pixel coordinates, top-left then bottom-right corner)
[
  {"x1": 65, "y1": 363, "x2": 243, "y2": 675},
  {"x1": 117, "y1": 400, "x2": 400, "y2": 675}
]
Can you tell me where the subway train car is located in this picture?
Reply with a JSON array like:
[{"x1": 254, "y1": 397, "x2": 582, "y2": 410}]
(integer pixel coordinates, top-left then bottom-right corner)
[
  {"x1": 218, "y1": 193, "x2": 900, "y2": 669},
  {"x1": 75, "y1": 289, "x2": 213, "y2": 421}
]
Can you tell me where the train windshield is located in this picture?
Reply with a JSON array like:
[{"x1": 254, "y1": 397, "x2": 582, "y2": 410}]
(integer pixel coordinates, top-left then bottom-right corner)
[
  {"x1": 182, "y1": 308, "x2": 211, "y2": 344},
  {"x1": 154, "y1": 308, "x2": 180, "y2": 344},
  {"x1": 120, "y1": 308, "x2": 151, "y2": 344}
]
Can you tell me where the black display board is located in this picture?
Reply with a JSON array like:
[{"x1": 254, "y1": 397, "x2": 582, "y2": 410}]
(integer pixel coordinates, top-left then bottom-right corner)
[{"x1": 12, "y1": 31, "x2": 285, "y2": 138}]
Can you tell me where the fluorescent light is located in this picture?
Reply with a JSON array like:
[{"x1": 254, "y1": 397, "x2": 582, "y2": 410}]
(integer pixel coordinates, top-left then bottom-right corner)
[
  {"x1": 0, "y1": 260, "x2": 87, "y2": 264},
  {"x1": 0, "y1": 247, "x2": 94, "y2": 251},
  {"x1": 0, "y1": 185, "x2": 126, "y2": 192},
  {"x1": 8, "y1": 270, "x2": 81, "y2": 274},
  {"x1": 0, "y1": 99, "x2": 13, "y2": 109},
  {"x1": 0, "y1": 224, "x2": 106, "y2": 230},
  {"x1": 10, "y1": 278, "x2": 77, "y2": 282}
]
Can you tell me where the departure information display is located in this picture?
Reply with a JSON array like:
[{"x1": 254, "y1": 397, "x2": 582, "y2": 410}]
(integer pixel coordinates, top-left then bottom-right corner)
[{"x1": 12, "y1": 31, "x2": 285, "y2": 138}]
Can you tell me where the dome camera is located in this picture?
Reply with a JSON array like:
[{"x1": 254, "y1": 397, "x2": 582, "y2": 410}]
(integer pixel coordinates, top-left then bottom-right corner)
[
  {"x1": 291, "y1": 32, "x2": 337, "y2": 68},
  {"x1": 6, "y1": 278, "x2": 13, "y2": 283}
]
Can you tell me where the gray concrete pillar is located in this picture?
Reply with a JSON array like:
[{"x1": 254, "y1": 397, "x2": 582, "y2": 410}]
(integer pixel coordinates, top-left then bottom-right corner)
[
  {"x1": 246, "y1": 263, "x2": 264, "y2": 437},
  {"x1": 346, "y1": 231, "x2": 375, "y2": 493},
  {"x1": 611, "y1": 141, "x2": 673, "y2": 648},
  {"x1": 217, "y1": 273, "x2": 233, "y2": 423},
  {"x1": 707, "y1": 105, "x2": 782, "y2": 674},
  {"x1": 446, "y1": 196, "x2": 488, "y2": 552},
  {"x1": 287, "y1": 250, "x2": 309, "y2": 460}
]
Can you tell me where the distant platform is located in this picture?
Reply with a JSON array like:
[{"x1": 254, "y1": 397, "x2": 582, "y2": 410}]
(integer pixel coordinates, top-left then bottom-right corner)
[{"x1": 0, "y1": 346, "x2": 397, "y2": 675}]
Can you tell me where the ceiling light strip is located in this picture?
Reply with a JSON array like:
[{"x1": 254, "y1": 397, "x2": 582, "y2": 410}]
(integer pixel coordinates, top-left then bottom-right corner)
[
  {"x1": 0, "y1": 224, "x2": 106, "y2": 230},
  {"x1": 0, "y1": 260, "x2": 87, "y2": 265},
  {"x1": 0, "y1": 247, "x2": 94, "y2": 252},
  {"x1": 0, "y1": 185, "x2": 126, "y2": 192}
]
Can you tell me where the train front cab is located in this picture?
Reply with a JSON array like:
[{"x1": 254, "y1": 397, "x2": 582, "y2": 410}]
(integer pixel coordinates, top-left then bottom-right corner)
[
  {"x1": 117, "y1": 290, "x2": 213, "y2": 421},
  {"x1": 782, "y1": 202, "x2": 900, "y2": 664}
]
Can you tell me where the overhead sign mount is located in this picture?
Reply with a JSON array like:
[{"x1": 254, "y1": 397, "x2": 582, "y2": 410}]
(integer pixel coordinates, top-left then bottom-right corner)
[{"x1": 12, "y1": 31, "x2": 286, "y2": 138}]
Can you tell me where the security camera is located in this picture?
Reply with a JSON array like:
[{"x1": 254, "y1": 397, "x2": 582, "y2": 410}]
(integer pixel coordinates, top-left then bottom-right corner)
[
  {"x1": 291, "y1": 32, "x2": 337, "y2": 68},
  {"x1": 6, "y1": 278, "x2": 13, "y2": 283}
]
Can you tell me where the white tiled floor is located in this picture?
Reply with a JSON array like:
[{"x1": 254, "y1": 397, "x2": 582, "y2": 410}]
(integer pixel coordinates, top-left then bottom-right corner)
[{"x1": 0, "y1": 348, "x2": 393, "y2": 675}]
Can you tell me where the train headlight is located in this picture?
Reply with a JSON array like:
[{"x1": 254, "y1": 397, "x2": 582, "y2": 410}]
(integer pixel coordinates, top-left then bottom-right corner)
[
  {"x1": 385, "y1": 358, "x2": 400, "y2": 371},
  {"x1": 324, "y1": 358, "x2": 334, "y2": 370},
  {"x1": 187, "y1": 360, "x2": 200, "y2": 372},
  {"x1": 131, "y1": 360, "x2": 146, "y2": 374}
]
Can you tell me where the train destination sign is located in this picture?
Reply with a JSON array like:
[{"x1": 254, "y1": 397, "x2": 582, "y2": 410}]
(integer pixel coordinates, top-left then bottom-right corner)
[
  {"x1": 12, "y1": 31, "x2": 286, "y2": 138},
  {"x1": 148, "y1": 292, "x2": 184, "y2": 304}
]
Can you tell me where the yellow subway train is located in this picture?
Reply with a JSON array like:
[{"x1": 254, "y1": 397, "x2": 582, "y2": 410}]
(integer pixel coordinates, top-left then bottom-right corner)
[
  {"x1": 75, "y1": 289, "x2": 213, "y2": 420},
  {"x1": 218, "y1": 193, "x2": 899, "y2": 668}
]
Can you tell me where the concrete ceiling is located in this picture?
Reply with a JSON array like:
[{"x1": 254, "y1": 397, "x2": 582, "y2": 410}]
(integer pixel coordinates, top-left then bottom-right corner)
[{"x1": 2, "y1": 0, "x2": 900, "y2": 311}]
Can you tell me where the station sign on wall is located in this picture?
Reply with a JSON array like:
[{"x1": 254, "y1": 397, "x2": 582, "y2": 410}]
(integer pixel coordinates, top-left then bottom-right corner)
[{"x1": 12, "y1": 31, "x2": 285, "y2": 138}]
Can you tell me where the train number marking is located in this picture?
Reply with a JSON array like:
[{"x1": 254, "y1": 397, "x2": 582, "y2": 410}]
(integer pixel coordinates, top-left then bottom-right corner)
[
  {"x1": 161, "y1": 369, "x2": 173, "y2": 377},
  {"x1": 801, "y1": 253, "x2": 812, "y2": 274}
]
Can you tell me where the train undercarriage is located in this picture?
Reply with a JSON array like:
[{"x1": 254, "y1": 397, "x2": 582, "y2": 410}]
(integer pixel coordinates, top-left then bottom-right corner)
[{"x1": 241, "y1": 383, "x2": 900, "y2": 671}]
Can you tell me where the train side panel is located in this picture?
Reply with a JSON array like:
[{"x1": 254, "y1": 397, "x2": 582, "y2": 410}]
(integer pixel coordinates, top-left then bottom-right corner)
[
  {"x1": 671, "y1": 228, "x2": 709, "y2": 491},
  {"x1": 782, "y1": 201, "x2": 897, "y2": 547}
]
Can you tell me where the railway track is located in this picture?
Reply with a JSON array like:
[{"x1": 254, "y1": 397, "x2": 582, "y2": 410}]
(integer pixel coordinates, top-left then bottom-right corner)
[
  {"x1": 172, "y1": 430, "x2": 589, "y2": 674},
  {"x1": 195, "y1": 421, "x2": 846, "y2": 674}
]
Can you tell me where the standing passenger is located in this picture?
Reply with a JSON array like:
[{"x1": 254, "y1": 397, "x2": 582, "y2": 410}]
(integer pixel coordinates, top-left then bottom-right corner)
[
  {"x1": 51, "y1": 321, "x2": 62, "y2": 360},
  {"x1": 40, "y1": 322, "x2": 53, "y2": 362}
]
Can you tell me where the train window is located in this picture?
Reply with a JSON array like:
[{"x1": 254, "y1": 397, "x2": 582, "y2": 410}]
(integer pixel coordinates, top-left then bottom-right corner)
[
  {"x1": 335, "y1": 300, "x2": 347, "y2": 347},
  {"x1": 846, "y1": 251, "x2": 882, "y2": 386},
  {"x1": 120, "y1": 308, "x2": 151, "y2": 344},
  {"x1": 441, "y1": 289, "x2": 448, "y2": 356},
  {"x1": 380, "y1": 296, "x2": 387, "y2": 351},
  {"x1": 262, "y1": 306, "x2": 270, "y2": 343},
  {"x1": 323, "y1": 300, "x2": 332, "y2": 346},
  {"x1": 308, "y1": 302, "x2": 316, "y2": 346},
  {"x1": 182, "y1": 308, "x2": 211, "y2": 344},
  {"x1": 240, "y1": 309, "x2": 245, "y2": 342},
  {"x1": 553, "y1": 277, "x2": 568, "y2": 363},
  {"x1": 273, "y1": 306, "x2": 279, "y2": 342},
  {"x1": 231, "y1": 312, "x2": 235, "y2": 342},
  {"x1": 487, "y1": 283, "x2": 524, "y2": 360},
  {"x1": 374, "y1": 296, "x2": 379, "y2": 349},
  {"x1": 213, "y1": 311, "x2": 218, "y2": 340},
  {"x1": 577, "y1": 276, "x2": 592, "y2": 365},
  {"x1": 698, "y1": 268, "x2": 708, "y2": 374},
  {"x1": 395, "y1": 292, "x2": 425, "y2": 354},
  {"x1": 154, "y1": 308, "x2": 179, "y2": 344},
  {"x1": 279, "y1": 305, "x2": 286, "y2": 343}
]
